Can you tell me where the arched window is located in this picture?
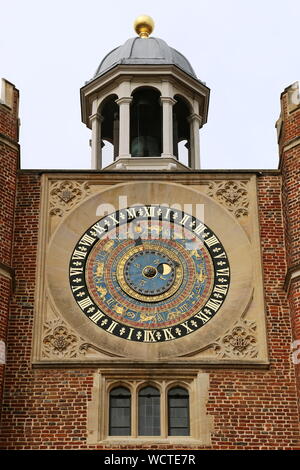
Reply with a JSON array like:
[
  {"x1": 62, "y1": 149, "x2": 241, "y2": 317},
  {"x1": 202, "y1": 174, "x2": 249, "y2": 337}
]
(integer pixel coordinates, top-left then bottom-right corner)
[
  {"x1": 168, "y1": 386, "x2": 190, "y2": 436},
  {"x1": 109, "y1": 386, "x2": 131, "y2": 436},
  {"x1": 138, "y1": 386, "x2": 160, "y2": 436}
]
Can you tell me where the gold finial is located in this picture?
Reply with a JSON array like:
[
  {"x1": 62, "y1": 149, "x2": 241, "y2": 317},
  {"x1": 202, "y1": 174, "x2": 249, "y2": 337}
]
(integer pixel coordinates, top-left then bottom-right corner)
[{"x1": 134, "y1": 15, "x2": 155, "y2": 38}]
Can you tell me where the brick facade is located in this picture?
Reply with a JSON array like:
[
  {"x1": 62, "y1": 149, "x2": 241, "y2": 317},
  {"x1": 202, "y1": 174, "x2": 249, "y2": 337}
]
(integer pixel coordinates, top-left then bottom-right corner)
[
  {"x1": 0, "y1": 169, "x2": 298, "y2": 450},
  {"x1": 0, "y1": 80, "x2": 19, "y2": 419},
  {"x1": 0, "y1": 81, "x2": 299, "y2": 450},
  {"x1": 279, "y1": 83, "x2": 300, "y2": 409}
]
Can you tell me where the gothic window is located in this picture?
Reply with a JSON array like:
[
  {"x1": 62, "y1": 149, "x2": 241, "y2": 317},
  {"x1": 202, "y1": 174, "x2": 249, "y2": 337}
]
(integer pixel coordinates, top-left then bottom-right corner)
[
  {"x1": 168, "y1": 386, "x2": 190, "y2": 436},
  {"x1": 109, "y1": 386, "x2": 131, "y2": 436}
]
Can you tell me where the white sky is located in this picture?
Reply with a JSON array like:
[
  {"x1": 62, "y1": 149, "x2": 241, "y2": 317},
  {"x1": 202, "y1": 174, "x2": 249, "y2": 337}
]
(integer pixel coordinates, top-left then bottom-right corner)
[{"x1": 1, "y1": 0, "x2": 299, "y2": 170}]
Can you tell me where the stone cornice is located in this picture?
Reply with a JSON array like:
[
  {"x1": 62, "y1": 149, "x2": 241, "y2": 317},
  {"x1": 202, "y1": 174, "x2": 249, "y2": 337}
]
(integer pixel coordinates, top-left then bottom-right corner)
[
  {"x1": 278, "y1": 136, "x2": 300, "y2": 170},
  {"x1": 283, "y1": 136, "x2": 300, "y2": 152},
  {"x1": 17, "y1": 168, "x2": 281, "y2": 176},
  {"x1": 80, "y1": 64, "x2": 210, "y2": 126},
  {"x1": 0, "y1": 132, "x2": 19, "y2": 152}
]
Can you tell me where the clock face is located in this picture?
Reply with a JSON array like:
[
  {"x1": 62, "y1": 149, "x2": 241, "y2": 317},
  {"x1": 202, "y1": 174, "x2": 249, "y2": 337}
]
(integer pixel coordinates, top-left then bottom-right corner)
[{"x1": 69, "y1": 205, "x2": 230, "y2": 343}]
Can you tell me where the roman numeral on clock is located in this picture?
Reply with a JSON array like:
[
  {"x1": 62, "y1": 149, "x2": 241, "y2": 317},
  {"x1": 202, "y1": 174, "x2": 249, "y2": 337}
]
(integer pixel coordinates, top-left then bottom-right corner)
[
  {"x1": 90, "y1": 310, "x2": 105, "y2": 323},
  {"x1": 77, "y1": 297, "x2": 93, "y2": 310},
  {"x1": 72, "y1": 249, "x2": 87, "y2": 260},
  {"x1": 144, "y1": 330, "x2": 157, "y2": 342},
  {"x1": 80, "y1": 233, "x2": 96, "y2": 246},
  {"x1": 205, "y1": 234, "x2": 219, "y2": 247}
]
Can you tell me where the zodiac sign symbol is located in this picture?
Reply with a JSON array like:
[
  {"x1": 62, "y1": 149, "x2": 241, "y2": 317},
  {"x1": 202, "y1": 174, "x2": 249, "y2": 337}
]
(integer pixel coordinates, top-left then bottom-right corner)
[
  {"x1": 95, "y1": 263, "x2": 104, "y2": 278},
  {"x1": 189, "y1": 249, "x2": 202, "y2": 259},
  {"x1": 140, "y1": 312, "x2": 157, "y2": 322},
  {"x1": 96, "y1": 285, "x2": 107, "y2": 299},
  {"x1": 102, "y1": 240, "x2": 115, "y2": 252},
  {"x1": 126, "y1": 311, "x2": 136, "y2": 319},
  {"x1": 115, "y1": 305, "x2": 127, "y2": 316},
  {"x1": 168, "y1": 311, "x2": 181, "y2": 320},
  {"x1": 195, "y1": 266, "x2": 207, "y2": 283}
]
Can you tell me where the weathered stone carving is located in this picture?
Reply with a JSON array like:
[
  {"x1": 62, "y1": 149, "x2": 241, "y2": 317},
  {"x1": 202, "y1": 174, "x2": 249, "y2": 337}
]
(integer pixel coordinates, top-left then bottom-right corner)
[
  {"x1": 42, "y1": 319, "x2": 84, "y2": 358},
  {"x1": 49, "y1": 180, "x2": 91, "y2": 217},
  {"x1": 42, "y1": 318, "x2": 124, "y2": 359},
  {"x1": 207, "y1": 180, "x2": 249, "y2": 218},
  {"x1": 213, "y1": 320, "x2": 258, "y2": 358}
]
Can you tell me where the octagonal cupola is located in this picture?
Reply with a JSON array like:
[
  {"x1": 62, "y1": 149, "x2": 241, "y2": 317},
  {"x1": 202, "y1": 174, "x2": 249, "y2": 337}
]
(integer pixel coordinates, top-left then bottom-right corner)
[{"x1": 80, "y1": 16, "x2": 210, "y2": 170}]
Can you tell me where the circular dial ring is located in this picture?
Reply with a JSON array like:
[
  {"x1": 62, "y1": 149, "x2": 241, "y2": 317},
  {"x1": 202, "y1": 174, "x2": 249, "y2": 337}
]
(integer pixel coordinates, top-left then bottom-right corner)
[{"x1": 69, "y1": 205, "x2": 230, "y2": 343}]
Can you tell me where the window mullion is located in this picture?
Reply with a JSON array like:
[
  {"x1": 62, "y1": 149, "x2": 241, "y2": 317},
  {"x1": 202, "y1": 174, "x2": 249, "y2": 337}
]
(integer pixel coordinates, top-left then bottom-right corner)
[
  {"x1": 161, "y1": 381, "x2": 167, "y2": 438},
  {"x1": 132, "y1": 382, "x2": 137, "y2": 437}
]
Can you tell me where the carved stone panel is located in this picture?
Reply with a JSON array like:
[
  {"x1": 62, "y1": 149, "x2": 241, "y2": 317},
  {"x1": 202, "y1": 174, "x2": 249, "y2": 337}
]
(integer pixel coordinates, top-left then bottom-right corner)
[
  {"x1": 207, "y1": 180, "x2": 249, "y2": 218},
  {"x1": 49, "y1": 180, "x2": 91, "y2": 217}
]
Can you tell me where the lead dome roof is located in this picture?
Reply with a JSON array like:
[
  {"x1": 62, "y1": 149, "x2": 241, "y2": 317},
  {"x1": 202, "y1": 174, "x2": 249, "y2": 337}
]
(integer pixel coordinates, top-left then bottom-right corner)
[{"x1": 94, "y1": 37, "x2": 198, "y2": 80}]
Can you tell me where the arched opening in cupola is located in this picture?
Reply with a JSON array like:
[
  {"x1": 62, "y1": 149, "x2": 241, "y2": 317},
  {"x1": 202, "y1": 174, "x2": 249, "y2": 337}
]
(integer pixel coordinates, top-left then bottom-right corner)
[
  {"x1": 173, "y1": 95, "x2": 191, "y2": 166},
  {"x1": 130, "y1": 88, "x2": 162, "y2": 157},
  {"x1": 100, "y1": 94, "x2": 119, "y2": 164}
]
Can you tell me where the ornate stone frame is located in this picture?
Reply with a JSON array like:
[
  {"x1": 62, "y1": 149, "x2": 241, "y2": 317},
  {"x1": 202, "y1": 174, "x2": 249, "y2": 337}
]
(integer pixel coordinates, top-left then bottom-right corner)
[{"x1": 31, "y1": 173, "x2": 269, "y2": 367}]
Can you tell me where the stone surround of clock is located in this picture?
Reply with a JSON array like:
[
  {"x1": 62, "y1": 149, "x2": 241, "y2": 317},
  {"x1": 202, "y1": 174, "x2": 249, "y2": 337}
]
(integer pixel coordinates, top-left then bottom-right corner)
[{"x1": 32, "y1": 174, "x2": 268, "y2": 367}]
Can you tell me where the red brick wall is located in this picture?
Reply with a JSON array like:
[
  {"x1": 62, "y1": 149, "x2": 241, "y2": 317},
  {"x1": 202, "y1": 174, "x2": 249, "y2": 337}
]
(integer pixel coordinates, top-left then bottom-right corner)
[
  {"x1": 290, "y1": 279, "x2": 300, "y2": 405},
  {"x1": 279, "y1": 83, "x2": 300, "y2": 407},
  {"x1": 0, "y1": 81, "x2": 19, "y2": 141},
  {"x1": 0, "y1": 142, "x2": 18, "y2": 266},
  {"x1": 0, "y1": 277, "x2": 11, "y2": 412},
  {"x1": 0, "y1": 81, "x2": 19, "y2": 266},
  {"x1": 205, "y1": 175, "x2": 299, "y2": 450},
  {"x1": 0, "y1": 171, "x2": 299, "y2": 450},
  {"x1": 0, "y1": 81, "x2": 19, "y2": 420},
  {"x1": 280, "y1": 118, "x2": 300, "y2": 268}
]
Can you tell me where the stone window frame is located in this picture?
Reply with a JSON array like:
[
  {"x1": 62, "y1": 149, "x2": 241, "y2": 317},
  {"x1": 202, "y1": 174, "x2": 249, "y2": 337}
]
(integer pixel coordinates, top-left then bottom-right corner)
[{"x1": 87, "y1": 369, "x2": 213, "y2": 446}]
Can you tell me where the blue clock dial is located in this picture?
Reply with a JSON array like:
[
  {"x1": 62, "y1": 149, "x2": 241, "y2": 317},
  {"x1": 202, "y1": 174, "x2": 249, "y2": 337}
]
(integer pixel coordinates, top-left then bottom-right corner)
[{"x1": 124, "y1": 250, "x2": 176, "y2": 296}]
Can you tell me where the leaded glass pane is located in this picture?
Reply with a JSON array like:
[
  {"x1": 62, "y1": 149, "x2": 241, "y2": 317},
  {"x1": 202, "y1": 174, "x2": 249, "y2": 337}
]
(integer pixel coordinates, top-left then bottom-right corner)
[
  {"x1": 109, "y1": 386, "x2": 131, "y2": 436},
  {"x1": 138, "y1": 386, "x2": 160, "y2": 436},
  {"x1": 168, "y1": 387, "x2": 189, "y2": 436}
]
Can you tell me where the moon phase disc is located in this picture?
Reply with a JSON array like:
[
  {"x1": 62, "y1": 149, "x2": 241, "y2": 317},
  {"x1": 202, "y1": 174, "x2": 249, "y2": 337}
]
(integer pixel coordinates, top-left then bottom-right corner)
[{"x1": 118, "y1": 244, "x2": 183, "y2": 301}]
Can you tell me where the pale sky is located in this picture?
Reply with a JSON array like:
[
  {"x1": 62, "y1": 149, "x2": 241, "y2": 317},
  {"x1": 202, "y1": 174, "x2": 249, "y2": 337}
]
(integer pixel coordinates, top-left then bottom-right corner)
[{"x1": 1, "y1": 0, "x2": 299, "y2": 170}]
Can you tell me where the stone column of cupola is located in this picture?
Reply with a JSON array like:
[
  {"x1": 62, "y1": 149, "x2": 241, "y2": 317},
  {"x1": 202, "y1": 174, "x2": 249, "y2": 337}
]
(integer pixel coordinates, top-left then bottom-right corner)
[
  {"x1": 160, "y1": 96, "x2": 177, "y2": 158},
  {"x1": 90, "y1": 111, "x2": 103, "y2": 169},
  {"x1": 116, "y1": 97, "x2": 133, "y2": 159},
  {"x1": 188, "y1": 113, "x2": 202, "y2": 169}
]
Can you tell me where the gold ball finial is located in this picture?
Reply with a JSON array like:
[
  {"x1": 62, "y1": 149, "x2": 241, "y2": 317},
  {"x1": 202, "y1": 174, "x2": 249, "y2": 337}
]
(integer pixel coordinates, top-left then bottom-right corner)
[{"x1": 134, "y1": 15, "x2": 155, "y2": 38}]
